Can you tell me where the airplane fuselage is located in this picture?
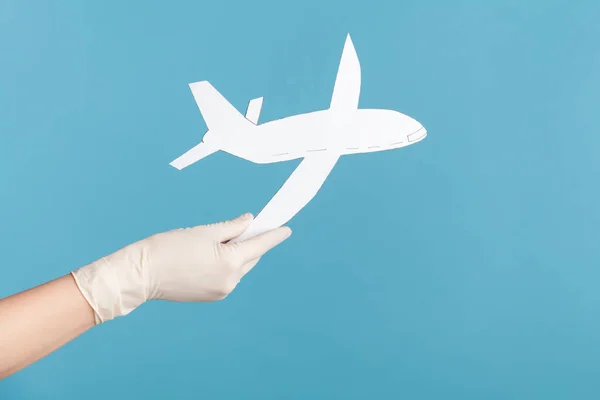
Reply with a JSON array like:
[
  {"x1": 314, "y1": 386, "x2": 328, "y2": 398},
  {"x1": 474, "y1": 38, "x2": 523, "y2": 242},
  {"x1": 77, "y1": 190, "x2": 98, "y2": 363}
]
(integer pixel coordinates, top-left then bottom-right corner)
[
  {"x1": 206, "y1": 108, "x2": 427, "y2": 164},
  {"x1": 170, "y1": 33, "x2": 429, "y2": 241}
]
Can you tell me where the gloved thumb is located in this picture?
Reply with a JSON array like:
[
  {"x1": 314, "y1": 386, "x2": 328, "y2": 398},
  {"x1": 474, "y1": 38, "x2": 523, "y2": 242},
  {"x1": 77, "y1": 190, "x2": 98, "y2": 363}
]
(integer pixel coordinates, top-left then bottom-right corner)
[{"x1": 214, "y1": 213, "x2": 254, "y2": 242}]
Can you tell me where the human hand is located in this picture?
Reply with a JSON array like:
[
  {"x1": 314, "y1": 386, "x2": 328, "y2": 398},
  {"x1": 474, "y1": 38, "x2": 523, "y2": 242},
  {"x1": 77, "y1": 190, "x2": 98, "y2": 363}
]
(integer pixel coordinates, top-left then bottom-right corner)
[{"x1": 71, "y1": 214, "x2": 291, "y2": 324}]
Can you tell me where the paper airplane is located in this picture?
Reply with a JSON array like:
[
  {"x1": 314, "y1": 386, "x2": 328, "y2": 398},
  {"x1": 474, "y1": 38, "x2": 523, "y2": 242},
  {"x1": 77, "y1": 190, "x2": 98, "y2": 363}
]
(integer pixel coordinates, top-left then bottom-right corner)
[{"x1": 170, "y1": 34, "x2": 427, "y2": 242}]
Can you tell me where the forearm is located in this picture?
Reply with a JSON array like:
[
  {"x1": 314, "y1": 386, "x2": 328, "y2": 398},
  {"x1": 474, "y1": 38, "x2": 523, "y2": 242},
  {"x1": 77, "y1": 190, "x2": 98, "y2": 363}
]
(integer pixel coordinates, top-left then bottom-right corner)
[
  {"x1": 0, "y1": 214, "x2": 289, "y2": 379},
  {"x1": 0, "y1": 274, "x2": 95, "y2": 379}
]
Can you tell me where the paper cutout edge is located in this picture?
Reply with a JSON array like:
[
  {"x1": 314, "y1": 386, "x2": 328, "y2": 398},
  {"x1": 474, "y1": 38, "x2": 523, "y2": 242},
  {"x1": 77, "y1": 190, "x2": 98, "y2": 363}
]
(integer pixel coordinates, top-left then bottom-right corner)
[{"x1": 169, "y1": 33, "x2": 427, "y2": 240}]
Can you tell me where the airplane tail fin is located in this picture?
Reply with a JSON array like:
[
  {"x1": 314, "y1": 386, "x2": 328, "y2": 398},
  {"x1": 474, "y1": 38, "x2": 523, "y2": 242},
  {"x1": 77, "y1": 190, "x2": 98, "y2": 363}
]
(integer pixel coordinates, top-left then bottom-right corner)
[
  {"x1": 189, "y1": 81, "x2": 253, "y2": 132},
  {"x1": 170, "y1": 81, "x2": 256, "y2": 170}
]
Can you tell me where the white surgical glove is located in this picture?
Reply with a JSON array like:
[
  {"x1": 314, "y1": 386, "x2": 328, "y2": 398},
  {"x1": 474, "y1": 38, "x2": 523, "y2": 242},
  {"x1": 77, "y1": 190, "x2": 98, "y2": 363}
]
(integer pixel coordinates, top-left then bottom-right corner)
[{"x1": 71, "y1": 213, "x2": 291, "y2": 324}]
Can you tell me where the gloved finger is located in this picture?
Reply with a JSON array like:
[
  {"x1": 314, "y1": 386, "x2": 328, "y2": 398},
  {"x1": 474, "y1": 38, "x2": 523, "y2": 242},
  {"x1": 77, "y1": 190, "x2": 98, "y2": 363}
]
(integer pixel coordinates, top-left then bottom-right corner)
[
  {"x1": 240, "y1": 257, "x2": 260, "y2": 276},
  {"x1": 213, "y1": 213, "x2": 254, "y2": 242},
  {"x1": 232, "y1": 226, "x2": 292, "y2": 263}
]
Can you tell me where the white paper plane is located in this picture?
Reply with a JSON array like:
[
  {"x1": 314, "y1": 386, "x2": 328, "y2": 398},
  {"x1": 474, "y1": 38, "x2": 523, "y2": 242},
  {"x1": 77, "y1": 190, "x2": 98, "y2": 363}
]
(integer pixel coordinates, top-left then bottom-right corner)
[{"x1": 170, "y1": 34, "x2": 427, "y2": 242}]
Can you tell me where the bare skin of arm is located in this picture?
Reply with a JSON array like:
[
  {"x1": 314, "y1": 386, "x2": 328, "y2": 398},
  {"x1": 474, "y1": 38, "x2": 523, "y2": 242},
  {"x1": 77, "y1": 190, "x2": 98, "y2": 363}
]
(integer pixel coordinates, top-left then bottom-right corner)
[{"x1": 0, "y1": 274, "x2": 95, "y2": 379}]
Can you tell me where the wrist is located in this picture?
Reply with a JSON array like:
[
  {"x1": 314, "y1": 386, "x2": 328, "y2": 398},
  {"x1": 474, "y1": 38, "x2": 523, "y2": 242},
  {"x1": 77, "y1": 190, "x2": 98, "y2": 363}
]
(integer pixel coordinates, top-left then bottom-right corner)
[{"x1": 72, "y1": 244, "x2": 149, "y2": 324}]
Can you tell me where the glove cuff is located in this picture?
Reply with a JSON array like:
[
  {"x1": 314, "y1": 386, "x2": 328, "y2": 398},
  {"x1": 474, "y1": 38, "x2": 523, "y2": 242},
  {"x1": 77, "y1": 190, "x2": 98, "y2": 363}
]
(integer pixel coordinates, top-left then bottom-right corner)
[{"x1": 71, "y1": 247, "x2": 148, "y2": 324}]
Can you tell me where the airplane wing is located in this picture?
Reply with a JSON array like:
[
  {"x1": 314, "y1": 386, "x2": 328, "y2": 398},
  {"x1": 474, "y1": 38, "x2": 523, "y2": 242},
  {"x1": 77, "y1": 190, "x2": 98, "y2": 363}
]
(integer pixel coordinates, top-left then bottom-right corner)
[
  {"x1": 329, "y1": 34, "x2": 361, "y2": 111},
  {"x1": 231, "y1": 153, "x2": 340, "y2": 242}
]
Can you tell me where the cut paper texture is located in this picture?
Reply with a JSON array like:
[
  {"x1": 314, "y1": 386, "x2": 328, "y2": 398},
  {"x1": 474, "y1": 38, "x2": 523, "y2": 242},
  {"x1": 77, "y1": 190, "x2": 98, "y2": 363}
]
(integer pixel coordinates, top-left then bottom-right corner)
[{"x1": 170, "y1": 34, "x2": 427, "y2": 242}]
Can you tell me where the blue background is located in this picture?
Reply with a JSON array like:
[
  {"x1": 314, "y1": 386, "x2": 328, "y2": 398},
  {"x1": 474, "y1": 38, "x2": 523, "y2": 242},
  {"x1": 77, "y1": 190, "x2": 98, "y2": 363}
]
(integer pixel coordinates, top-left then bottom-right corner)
[{"x1": 1, "y1": 0, "x2": 600, "y2": 398}]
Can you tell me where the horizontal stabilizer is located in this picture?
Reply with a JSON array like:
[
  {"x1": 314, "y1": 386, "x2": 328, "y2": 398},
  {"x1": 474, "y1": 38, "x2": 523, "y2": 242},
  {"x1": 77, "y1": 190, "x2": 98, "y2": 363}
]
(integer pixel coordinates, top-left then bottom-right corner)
[{"x1": 170, "y1": 141, "x2": 218, "y2": 170}]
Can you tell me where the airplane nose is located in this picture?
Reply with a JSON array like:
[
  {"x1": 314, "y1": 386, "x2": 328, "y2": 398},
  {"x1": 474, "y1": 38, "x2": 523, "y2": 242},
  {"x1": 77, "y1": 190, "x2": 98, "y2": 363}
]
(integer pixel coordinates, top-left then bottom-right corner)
[{"x1": 408, "y1": 124, "x2": 427, "y2": 143}]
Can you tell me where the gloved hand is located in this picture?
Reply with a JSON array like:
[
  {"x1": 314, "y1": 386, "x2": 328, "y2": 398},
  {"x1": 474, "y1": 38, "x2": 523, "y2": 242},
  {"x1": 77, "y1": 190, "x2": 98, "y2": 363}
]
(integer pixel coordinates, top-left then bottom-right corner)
[{"x1": 71, "y1": 213, "x2": 291, "y2": 324}]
